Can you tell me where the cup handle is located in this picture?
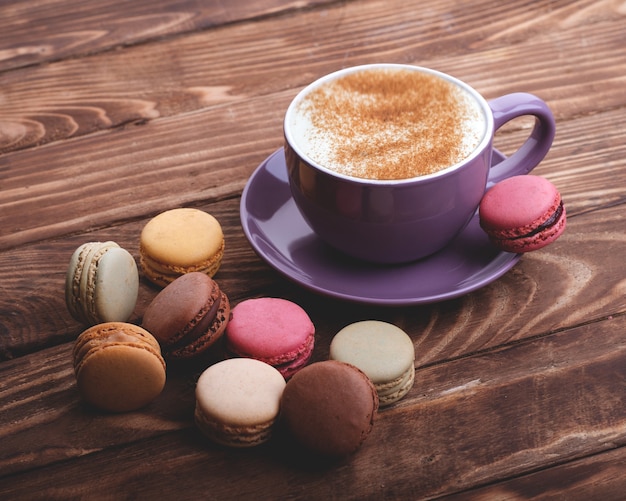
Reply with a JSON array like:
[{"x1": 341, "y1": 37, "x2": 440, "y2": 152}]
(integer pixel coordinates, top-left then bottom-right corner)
[{"x1": 487, "y1": 93, "x2": 556, "y2": 188}]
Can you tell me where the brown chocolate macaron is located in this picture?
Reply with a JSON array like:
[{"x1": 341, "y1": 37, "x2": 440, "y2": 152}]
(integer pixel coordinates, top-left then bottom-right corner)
[
  {"x1": 280, "y1": 360, "x2": 379, "y2": 457},
  {"x1": 142, "y1": 272, "x2": 230, "y2": 359}
]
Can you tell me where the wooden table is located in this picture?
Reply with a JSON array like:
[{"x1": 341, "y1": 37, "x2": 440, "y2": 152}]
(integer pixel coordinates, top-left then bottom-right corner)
[{"x1": 1, "y1": 0, "x2": 625, "y2": 498}]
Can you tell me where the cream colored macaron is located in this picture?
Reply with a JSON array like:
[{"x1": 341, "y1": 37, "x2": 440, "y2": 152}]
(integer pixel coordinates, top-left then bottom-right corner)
[
  {"x1": 330, "y1": 320, "x2": 415, "y2": 406},
  {"x1": 139, "y1": 208, "x2": 224, "y2": 287},
  {"x1": 194, "y1": 358, "x2": 286, "y2": 447}
]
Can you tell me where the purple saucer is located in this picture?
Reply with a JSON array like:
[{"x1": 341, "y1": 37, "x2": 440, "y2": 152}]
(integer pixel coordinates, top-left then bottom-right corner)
[{"x1": 240, "y1": 149, "x2": 521, "y2": 305}]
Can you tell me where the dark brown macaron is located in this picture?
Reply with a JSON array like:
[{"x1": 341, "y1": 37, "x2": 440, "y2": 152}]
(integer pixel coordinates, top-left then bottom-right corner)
[
  {"x1": 142, "y1": 272, "x2": 230, "y2": 359},
  {"x1": 280, "y1": 360, "x2": 379, "y2": 457}
]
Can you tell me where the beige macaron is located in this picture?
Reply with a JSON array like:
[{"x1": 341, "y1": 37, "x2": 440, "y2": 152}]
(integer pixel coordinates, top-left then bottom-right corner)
[
  {"x1": 73, "y1": 322, "x2": 166, "y2": 412},
  {"x1": 330, "y1": 320, "x2": 415, "y2": 406},
  {"x1": 194, "y1": 358, "x2": 286, "y2": 447},
  {"x1": 139, "y1": 208, "x2": 224, "y2": 287}
]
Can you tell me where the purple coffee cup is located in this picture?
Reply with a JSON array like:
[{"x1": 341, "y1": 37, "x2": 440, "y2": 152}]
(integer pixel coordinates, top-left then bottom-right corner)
[{"x1": 284, "y1": 64, "x2": 555, "y2": 263}]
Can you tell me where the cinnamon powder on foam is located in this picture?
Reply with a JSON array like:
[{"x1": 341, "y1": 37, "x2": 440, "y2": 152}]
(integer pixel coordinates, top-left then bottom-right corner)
[{"x1": 295, "y1": 69, "x2": 484, "y2": 180}]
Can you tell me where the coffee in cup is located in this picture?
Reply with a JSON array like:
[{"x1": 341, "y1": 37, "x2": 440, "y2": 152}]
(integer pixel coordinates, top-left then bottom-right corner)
[
  {"x1": 288, "y1": 66, "x2": 486, "y2": 180},
  {"x1": 284, "y1": 64, "x2": 555, "y2": 263}
]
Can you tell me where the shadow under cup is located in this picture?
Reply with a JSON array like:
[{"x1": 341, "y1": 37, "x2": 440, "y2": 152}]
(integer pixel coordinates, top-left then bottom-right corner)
[{"x1": 284, "y1": 64, "x2": 556, "y2": 264}]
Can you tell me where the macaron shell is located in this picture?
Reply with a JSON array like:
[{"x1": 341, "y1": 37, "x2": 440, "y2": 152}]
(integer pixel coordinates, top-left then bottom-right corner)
[
  {"x1": 225, "y1": 298, "x2": 315, "y2": 376},
  {"x1": 280, "y1": 360, "x2": 378, "y2": 457},
  {"x1": 140, "y1": 243, "x2": 223, "y2": 286},
  {"x1": 142, "y1": 272, "x2": 230, "y2": 359},
  {"x1": 90, "y1": 247, "x2": 139, "y2": 324},
  {"x1": 66, "y1": 241, "x2": 138, "y2": 325},
  {"x1": 479, "y1": 175, "x2": 566, "y2": 252},
  {"x1": 195, "y1": 358, "x2": 286, "y2": 447},
  {"x1": 65, "y1": 242, "x2": 94, "y2": 323},
  {"x1": 139, "y1": 208, "x2": 224, "y2": 286},
  {"x1": 73, "y1": 322, "x2": 162, "y2": 368},
  {"x1": 79, "y1": 242, "x2": 120, "y2": 321},
  {"x1": 76, "y1": 345, "x2": 166, "y2": 413},
  {"x1": 195, "y1": 407, "x2": 273, "y2": 448},
  {"x1": 142, "y1": 272, "x2": 219, "y2": 346},
  {"x1": 489, "y1": 208, "x2": 566, "y2": 253},
  {"x1": 272, "y1": 334, "x2": 315, "y2": 379},
  {"x1": 329, "y1": 320, "x2": 415, "y2": 385},
  {"x1": 376, "y1": 364, "x2": 415, "y2": 406},
  {"x1": 73, "y1": 323, "x2": 166, "y2": 413},
  {"x1": 491, "y1": 209, "x2": 566, "y2": 254}
]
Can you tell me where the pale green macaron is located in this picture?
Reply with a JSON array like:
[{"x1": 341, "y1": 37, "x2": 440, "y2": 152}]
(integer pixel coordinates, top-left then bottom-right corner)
[
  {"x1": 330, "y1": 320, "x2": 415, "y2": 406},
  {"x1": 65, "y1": 241, "x2": 139, "y2": 326}
]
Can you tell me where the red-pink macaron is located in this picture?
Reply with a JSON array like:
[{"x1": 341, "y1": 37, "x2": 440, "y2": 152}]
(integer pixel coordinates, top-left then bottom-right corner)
[
  {"x1": 225, "y1": 298, "x2": 315, "y2": 379},
  {"x1": 479, "y1": 175, "x2": 566, "y2": 253}
]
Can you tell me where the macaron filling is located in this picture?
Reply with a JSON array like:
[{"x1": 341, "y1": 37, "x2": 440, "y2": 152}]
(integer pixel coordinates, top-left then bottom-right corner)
[
  {"x1": 169, "y1": 292, "x2": 230, "y2": 358},
  {"x1": 166, "y1": 293, "x2": 221, "y2": 350},
  {"x1": 376, "y1": 365, "x2": 415, "y2": 405},
  {"x1": 270, "y1": 334, "x2": 315, "y2": 378},
  {"x1": 509, "y1": 200, "x2": 564, "y2": 240},
  {"x1": 194, "y1": 407, "x2": 275, "y2": 447}
]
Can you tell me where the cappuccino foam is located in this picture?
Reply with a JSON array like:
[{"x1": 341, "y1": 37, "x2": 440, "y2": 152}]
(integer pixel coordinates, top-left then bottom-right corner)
[{"x1": 291, "y1": 68, "x2": 486, "y2": 180}]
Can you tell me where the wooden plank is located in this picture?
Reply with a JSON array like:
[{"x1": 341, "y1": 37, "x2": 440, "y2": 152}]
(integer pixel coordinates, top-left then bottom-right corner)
[
  {"x1": 446, "y1": 445, "x2": 626, "y2": 500},
  {"x1": 0, "y1": 0, "x2": 337, "y2": 71},
  {"x1": 1, "y1": 313, "x2": 625, "y2": 498},
  {"x1": 0, "y1": 90, "x2": 286, "y2": 251},
  {"x1": 0, "y1": 0, "x2": 624, "y2": 154}
]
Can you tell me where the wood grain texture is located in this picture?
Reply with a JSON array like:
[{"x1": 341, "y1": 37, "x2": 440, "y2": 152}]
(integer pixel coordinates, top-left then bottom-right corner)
[
  {"x1": 1, "y1": 0, "x2": 624, "y2": 153},
  {"x1": 447, "y1": 445, "x2": 626, "y2": 500},
  {"x1": 1, "y1": 0, "x2": 625, "y2": 498},
  {"x1": 0, "y1": 0, "x2": 337, "y2": 71}
]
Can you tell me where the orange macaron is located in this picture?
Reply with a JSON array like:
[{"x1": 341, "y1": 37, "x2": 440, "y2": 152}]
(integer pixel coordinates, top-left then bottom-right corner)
[{"x1": 73, "y1": 322, "x2": 166, "y2": 412}]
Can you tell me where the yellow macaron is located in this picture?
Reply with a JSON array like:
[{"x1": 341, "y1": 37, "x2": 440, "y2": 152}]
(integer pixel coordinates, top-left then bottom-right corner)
[
  {"x1": 73, "y1": 322, "x2": 166, "y2": 412},
  {"x1": 139, "y1": 208, "x2": 224, "y2": 287}
]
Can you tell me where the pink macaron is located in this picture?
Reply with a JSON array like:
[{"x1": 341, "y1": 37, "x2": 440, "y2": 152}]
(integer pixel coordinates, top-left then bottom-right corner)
[
  {"x1": 225, "y1": 298, "x2": 315, "y2": 379},
  {"x1": 479, "y1": 175, "x2": 566, "y2": 253}
]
